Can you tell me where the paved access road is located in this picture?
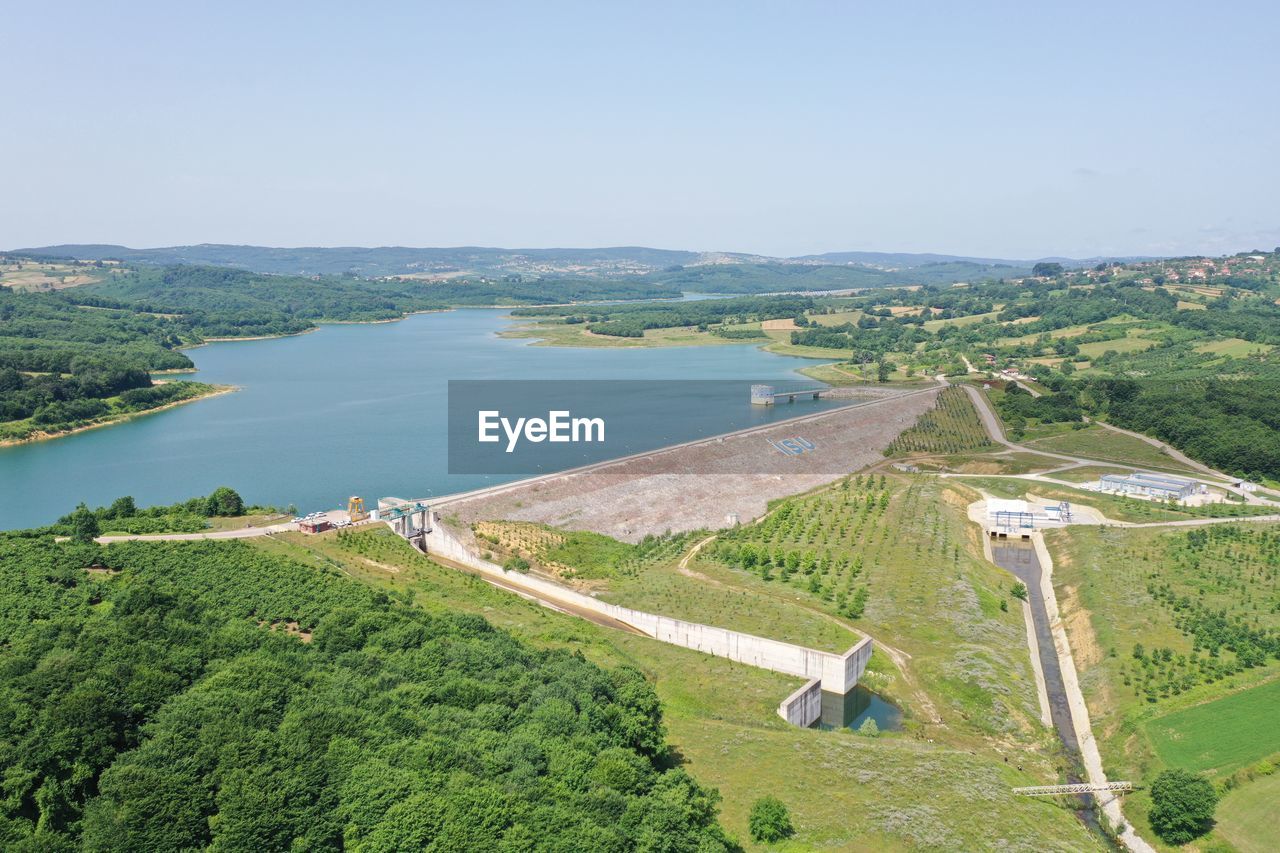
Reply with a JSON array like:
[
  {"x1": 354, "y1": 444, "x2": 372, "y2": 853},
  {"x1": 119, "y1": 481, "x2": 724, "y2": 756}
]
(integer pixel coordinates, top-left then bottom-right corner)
[
  {"x1": 95, "y1": 521, "x2": 299, "y2": 543},
  {"x1": 960, "y1": 383, "x2": 1272, "y2": 505}
]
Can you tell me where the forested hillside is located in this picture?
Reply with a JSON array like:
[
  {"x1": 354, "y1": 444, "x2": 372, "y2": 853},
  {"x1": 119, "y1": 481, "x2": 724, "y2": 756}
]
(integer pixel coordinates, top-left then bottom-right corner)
[
  {"x1": 16, "y1": 244, "x2": 704, "y2": 278},
  {"x1": 0, "y1": 289, "x2": 193, "y2": 373},
  {"x1": 0, "y1": 535, "x2": 731, "y2": 851},
  {"x1": 81, "y1": 264, "x2": 681, "y2": 337},
  {"x1": 643, "y1": 259, "x2": 1032, "y2": 293},
  {"x1": 0, "y1": 289, "x2": 219, "y2": 442}
]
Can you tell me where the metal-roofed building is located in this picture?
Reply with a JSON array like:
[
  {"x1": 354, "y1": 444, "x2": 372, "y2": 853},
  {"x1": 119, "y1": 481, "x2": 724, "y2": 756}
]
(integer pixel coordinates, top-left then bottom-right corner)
[
  {"x1": 1099, "y1": 471, "x2": 1199, "y2": 501},
  {"x1": 986, "y1": 498, "x2": 1072, "y2": 534}
]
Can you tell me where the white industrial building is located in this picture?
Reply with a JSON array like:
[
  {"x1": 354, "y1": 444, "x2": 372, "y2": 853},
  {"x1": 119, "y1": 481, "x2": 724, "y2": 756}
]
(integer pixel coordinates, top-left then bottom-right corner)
[{"x1": 1098, "y1": 472, "x2": 1201, "y2": 501}]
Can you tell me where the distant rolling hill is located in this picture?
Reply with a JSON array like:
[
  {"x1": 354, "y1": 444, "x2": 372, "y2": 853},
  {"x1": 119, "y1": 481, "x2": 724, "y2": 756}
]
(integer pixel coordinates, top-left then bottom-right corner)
[
  {"x1": 11, "y1": 243, "x2": 1137, "y2": 291},
  {"x1": 13, "y1": 244, "x2": 702, "y2": 278},
  {"x1": 797, "y1": 250, "x2": 1030, "y2": 267}
]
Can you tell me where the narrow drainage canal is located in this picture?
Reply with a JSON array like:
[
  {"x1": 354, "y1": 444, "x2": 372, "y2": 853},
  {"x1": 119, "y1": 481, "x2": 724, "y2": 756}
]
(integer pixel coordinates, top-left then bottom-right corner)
[
  {"x1": 989, "y1": 539, "x2": 1106, "y2": 840},
  {"x1": 815, "y1": 685, "x2": 903, "y2": 732}
]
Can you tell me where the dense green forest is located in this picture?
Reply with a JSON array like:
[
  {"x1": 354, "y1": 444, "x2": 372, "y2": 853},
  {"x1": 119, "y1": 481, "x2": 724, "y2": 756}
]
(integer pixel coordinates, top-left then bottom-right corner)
[
  {"x1": 0, "y1": 534, "x2": 733, "y2": 851},
  {"x1": 0, "y1": 288, "x2": 223, "y2": 441},
  {"x1": 0, "y1": 289, "x2": 194, "y2": 373},
  {"x1": 81, "y1": 265, "x2": 684, "y2": 337},
  {"x1": 1080, "y1": 379, "x2": 1280, "y2": 480}
]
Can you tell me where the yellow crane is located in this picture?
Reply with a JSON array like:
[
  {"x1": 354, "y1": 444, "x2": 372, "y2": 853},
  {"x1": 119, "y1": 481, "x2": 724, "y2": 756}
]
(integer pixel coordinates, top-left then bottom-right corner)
[{"x1": 347, "y1": 496, "x2": 368, "y2": 522}]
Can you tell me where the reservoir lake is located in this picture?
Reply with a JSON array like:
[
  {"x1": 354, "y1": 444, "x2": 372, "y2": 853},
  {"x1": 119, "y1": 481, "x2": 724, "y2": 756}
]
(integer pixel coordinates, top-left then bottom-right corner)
[{"x1": 0, "y1": 308, "x2": 838, "y2": 529}]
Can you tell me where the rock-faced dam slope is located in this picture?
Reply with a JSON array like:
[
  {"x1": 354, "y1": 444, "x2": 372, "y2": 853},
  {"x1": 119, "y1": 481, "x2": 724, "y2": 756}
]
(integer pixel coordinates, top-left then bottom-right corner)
[{"x1": 439, "y1": 387, "x2": 940, "y2": 541}]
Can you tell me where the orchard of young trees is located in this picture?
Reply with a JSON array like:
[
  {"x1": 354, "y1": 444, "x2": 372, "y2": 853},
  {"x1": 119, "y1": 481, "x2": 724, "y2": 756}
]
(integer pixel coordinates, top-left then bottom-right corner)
[{"x1": 711, "y1": 475, "x2": 892, "y2": 619}]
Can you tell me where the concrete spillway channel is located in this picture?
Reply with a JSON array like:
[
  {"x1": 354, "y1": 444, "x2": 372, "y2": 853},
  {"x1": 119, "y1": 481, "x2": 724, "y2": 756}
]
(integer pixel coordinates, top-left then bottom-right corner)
[
  {"x1": 405, "y1": 516, "x2": 874, "y2": 728},
  {"x1": 988, "y1": 539, "x2": 1106, "y2": 840}
]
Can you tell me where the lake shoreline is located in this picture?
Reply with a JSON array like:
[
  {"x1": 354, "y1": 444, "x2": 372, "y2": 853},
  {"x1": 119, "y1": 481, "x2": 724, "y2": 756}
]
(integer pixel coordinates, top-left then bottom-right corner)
[
  {"x1": 0, "y1": 307, "x2": 849, "y2": 530},
  {"x1": 0, "y1": 384, "x2": 238, "y2": 448}
]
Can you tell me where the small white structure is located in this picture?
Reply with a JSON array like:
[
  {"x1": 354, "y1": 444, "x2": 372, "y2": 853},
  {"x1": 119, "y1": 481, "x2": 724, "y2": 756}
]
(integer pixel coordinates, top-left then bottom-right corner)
[{"x1": 986, "y1": 498, "x2": 1071, "y2": 533}]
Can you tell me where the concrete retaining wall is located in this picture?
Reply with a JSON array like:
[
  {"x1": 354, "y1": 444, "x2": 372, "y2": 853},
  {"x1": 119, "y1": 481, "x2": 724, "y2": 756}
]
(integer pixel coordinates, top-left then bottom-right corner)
[
  {"x1": 422, "y1": 519, "x2": 873, "y2": 694},
  {"x1": 778, "y1": 678, "x2": 823, "y2": 726}
]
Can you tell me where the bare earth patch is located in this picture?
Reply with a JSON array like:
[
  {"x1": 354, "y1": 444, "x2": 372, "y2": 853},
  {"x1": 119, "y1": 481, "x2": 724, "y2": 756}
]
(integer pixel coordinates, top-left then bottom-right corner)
[
  {"x1": 257, "y1": 619, "x2": 314, "y2": 643},
  {"x1": 1059, "y1": 584, "x2": 1103, "y2": 669}
]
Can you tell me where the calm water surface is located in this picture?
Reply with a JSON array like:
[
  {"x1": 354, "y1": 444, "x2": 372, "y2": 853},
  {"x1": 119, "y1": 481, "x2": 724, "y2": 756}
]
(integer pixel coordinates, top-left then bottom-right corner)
[
  {"x1": 818, "y1": 686, "x2": 903, "y2": 732},
  {"x1": 0, "y1": 309, "x2": 835, "y2": 529}
]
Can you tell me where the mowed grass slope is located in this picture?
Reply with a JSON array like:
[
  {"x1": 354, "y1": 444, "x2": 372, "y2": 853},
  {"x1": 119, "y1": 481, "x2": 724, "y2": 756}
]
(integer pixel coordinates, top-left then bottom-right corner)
[
  {"x1": 1022, "y1": 423, "x2": 1203, "y2": 474},
  {"x1": 1213, "y1": 770, "x2": 1280, "y2": 853},
  {"x1": 262, "y1": 521, "x2": 1098, "y2": 850},
  {"x1": 1144, "y1": 678, "x2": 1280, "y2": 775}
]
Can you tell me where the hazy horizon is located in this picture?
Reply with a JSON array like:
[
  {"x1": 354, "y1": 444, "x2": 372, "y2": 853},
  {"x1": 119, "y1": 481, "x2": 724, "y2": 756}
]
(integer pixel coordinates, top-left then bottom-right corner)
[
  {"x1": 4, "y1": 1, "x2": 1278, "y2": 258},
  {"x1": 5, "y1": 240, "x2": 1176, "y2": 263}
]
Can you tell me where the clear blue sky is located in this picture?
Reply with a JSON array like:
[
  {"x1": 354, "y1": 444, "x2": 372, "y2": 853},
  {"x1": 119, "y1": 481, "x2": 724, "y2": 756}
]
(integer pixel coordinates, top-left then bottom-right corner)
[{"x1": 3, "y1": 1, "x2": 1277, "y2": 258}]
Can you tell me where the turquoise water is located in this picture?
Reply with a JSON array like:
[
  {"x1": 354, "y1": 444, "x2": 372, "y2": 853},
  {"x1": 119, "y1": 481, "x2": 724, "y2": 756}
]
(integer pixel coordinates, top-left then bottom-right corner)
[
  {"x1": 818, "y1": 686, "x2": 904, "y2": 732},
  {"x1": 0, "y1": 309, "x2": 835, "y2": 529}
]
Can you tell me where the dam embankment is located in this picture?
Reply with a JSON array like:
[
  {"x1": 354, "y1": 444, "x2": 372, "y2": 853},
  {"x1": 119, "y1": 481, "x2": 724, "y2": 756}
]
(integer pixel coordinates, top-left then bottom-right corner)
[{"x1": 435, "y1": 386, "x2": 940, "y2": 541}]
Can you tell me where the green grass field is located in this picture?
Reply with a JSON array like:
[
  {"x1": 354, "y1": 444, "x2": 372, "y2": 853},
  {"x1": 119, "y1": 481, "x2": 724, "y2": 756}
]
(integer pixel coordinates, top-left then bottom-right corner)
[
  {"x1": 911, "y1": 451, "x2": 1065, "y2": 476},
  {"x1": 759, "y1": 330, "x2": 853, "y2": 359},
  {"x1": 1144, "y1": 678, "x2": 1280, "y2": 775},
  {"x1": 502, "y1": 319, "x2": 743, "y2": 348},
  {"x1": 1213, "y1": 770, "x2": 1280, "y2": 853},
  {"x1": 604, "y1": 559, "x2": 862, "y2": 654},
  {"x1": 810, "y1": 308, "x2": 865, "y2": 326},
  {"x1": 922, "y1": 310, "x2": 1000, "y2": 331},
  {"x1": 1023, "y1": 424, "x2": 1204, "y2": 475},
  {"x1": 996, "y1": 321, "x2": 1100, "y2": 347},
  {"x1": 674, "y1": 475, "x2": 1053, "y2": 741},
  {"x1": 1049, "y1": 464, "x2": 1134, "y2": 483},
  {"x1": 1074, "y1": 331, "x2": 1156, "y2": 358},
  {"x1": 1192, "y1": 337, "x2": 1275, "y2": 358}
]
